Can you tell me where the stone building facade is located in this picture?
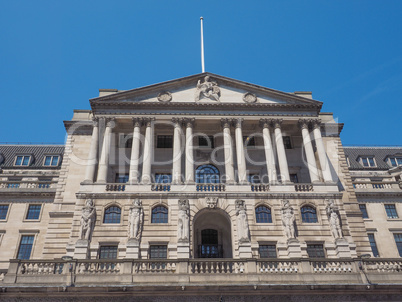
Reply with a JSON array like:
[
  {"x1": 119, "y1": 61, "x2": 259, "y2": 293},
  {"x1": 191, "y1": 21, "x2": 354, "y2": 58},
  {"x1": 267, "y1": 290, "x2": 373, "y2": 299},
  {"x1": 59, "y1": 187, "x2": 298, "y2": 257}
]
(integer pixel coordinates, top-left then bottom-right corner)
[{"x1": 0, "y1": 73, "x2": 401, "y2": 300}]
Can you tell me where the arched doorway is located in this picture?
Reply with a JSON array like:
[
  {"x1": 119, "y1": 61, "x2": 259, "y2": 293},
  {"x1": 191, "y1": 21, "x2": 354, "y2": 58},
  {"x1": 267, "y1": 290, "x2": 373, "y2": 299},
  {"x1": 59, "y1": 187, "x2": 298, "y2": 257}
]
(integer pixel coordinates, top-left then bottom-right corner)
[{"x1": 193, "y1": 209, "x2": 232, "y2": 258}]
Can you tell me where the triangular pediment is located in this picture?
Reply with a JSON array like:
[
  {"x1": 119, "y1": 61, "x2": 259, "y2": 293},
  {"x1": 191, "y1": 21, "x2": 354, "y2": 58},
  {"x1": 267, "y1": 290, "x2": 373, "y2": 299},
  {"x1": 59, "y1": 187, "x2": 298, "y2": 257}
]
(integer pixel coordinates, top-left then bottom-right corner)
[{"x1": 90, "y1": 72, "x2": 322, "y2": 115}]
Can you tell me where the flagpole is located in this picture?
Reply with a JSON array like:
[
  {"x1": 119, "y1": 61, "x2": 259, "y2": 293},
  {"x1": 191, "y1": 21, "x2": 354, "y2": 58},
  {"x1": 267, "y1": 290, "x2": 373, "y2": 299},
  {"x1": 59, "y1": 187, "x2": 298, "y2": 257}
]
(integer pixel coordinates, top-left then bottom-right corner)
[{"x1": 200, "y1": 17, "x2": 205, "y2": 73}]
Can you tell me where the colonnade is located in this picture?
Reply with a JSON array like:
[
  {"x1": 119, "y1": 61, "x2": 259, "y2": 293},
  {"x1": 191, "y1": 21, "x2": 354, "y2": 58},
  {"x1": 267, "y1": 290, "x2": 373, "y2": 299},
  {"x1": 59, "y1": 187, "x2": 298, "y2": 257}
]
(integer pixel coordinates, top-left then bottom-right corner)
[{"x1": 83, "y1": 117, "x2": 333, "y2": 185}]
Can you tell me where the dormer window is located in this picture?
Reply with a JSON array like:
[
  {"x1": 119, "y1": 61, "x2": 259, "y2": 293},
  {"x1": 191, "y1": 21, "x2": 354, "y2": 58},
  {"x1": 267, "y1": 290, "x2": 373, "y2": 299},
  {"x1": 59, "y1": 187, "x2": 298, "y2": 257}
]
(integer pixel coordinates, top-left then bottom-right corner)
[
  {"x1": 359, "y1": 156, "x2": 376, "y2": 167},
  {"x1": 389, "y1": 157, "x2": 402, "y2": 167},
  {"x1": 44, "y1": 155, "x2": 60, "y2": 166},
  {"x1": 15, "y1": 155, "x2": 31, "y2": 166}
]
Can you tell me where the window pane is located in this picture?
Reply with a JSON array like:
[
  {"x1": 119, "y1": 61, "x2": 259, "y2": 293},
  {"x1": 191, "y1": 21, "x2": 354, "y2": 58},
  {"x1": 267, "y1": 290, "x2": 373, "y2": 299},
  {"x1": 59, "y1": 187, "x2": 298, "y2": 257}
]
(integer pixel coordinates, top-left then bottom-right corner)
[
  {"x1": 17, "y1": 235, "x2": 34, "y2": 260},
  {"x1": 22, "y1": 156, "x2": 30, "y2": 166},
  {"x1": 394, "y1": 234, "x2": 402, "y2": 257},
  {"x1": 259, "y1": 245, "x2": 277, "y2": 258},
  {"x1": 301, "y1": 206, "x2": 318, "y2": 223},
  {"x1": 103, "y1": 206, "x2": 121, "y2": 223},
  {"x1": 243, "y1": 136, "x2": 255, "y2": 147},
  {"x1": 0, "y1": 205, "x2": 9, "y2": 219},
  {"x1": 15, "y1": 156, "x2": 23, "y2": 165},
  {"x1": 362, "y1": 158, "x2": 368, "y2": 167},
  {"x1": 195, "y1": 164, "x2": 220, "y2": 184},
  {"x1": 151, "y1": 206, "x2": 168, "y2": 223},
  {"x1": 157, "y1": 135, "x2": 173, "y2": 148},
  {"x1": 390, "y1": 158, "x2": 397, "y2": 167},
  {"x1": 359, "y1": 204, "x2": 369, "y2": 219},
  {"x1": 198, "y1": 136, "x2": 214, "y2": 148},
  {"x1": 26, "y1": 205, "x2": 41, "y2": 220},
  {"x1": 51, "y1": 156, "x2": 59, "y2": 166},
  {"x1": 116, "y1": 175, "x2": 129, "y2": 183},
  {"x1": 397, "y1": 158, "x2": 402, "y2": 165},
  {"x1": 248, "y1": 174, "x2": 260, "y2": 184},
  {"x1": 283, "y1": 136, "x2": 292, "y2": 149},
  {"x1": 290, "y1": 174, "x2": 298, "y2": 183},
  {"x1": 44, "y1": 156, "x2": 52, "y2": 166},
  {"x1": 150, "y1": 245, "x2": 167, "y2": 259},
  {"x1": 385, "y1": 204, "x2": 398, "y2": 219},
  {"x1": 307, "y1": 244, "x2": 325, "y2": 258},
  {"x1": 368, "y1": 157, "x2": 375, "y2": 167},
  {"x1": 368, "y1": 234, "x2": 379, "y2": 257},
  {"x1": 255, "y1": 206, "x2": 272, "y2": 223},
  {"x1": 99, "y1": 246, "x2": 118, "y2": 259}
]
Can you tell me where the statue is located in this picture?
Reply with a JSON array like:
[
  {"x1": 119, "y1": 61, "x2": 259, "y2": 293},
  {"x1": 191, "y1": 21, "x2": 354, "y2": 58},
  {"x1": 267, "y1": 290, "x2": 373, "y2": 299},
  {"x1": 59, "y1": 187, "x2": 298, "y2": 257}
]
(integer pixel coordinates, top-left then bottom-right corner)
[
  {"x1": 79, "y1": 199, "x2": 96, "y2": 241},
  {"x1": 236, "y1": 200, "x2": 250, "y2": 243},
  {"x1": 128, "y1": 199, "x2": 144, "y2": 241},
  {"x1": 326, "y1": 199, "x2": 343, "y2": 239},
  {"x1": 177, "y1": 199, "x2": 190, "y2": 242},
  {"x1": 281, "y1": 200, "x2": 296, "y2": 239},
  {"x1": 195, "y1": 76, "x2": 221, "y2": 102}
]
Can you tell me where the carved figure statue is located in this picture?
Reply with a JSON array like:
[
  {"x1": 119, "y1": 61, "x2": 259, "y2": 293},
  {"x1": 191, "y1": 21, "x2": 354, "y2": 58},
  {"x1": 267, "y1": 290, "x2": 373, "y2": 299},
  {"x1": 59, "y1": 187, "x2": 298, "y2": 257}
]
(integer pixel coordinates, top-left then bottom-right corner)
[
  {"x1": 128, "y1": 199, "x2": 144, "y2": 241},
  {"x1": 195, "y1": 76, "x2": 221, "y2": 102},
  {"x1": 236, "y1": 200, "x2": 250, "y2": 243},
  {"x1": 177, "y1": 199, "x2": 190, "y2": 242},
  {"x1": 281, "y1": 200, "x2": 296, "y2": 239},
  {"x1": 326, "y1": 199, "x2": 343, "y2": 239},
  {"x1": 79, "y1": 199, "x2": 96, "y2": 241}
]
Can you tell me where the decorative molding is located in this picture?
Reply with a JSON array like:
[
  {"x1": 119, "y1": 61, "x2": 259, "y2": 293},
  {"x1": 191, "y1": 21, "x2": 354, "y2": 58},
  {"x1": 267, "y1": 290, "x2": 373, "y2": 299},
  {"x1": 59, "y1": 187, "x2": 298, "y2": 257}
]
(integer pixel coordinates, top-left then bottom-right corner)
[
  {"x1": 243, "y1": 92, "x2": 257, "y2": 104},
  {"x1": 157, "y1": 91, "x2": 172, "y2": 103}
]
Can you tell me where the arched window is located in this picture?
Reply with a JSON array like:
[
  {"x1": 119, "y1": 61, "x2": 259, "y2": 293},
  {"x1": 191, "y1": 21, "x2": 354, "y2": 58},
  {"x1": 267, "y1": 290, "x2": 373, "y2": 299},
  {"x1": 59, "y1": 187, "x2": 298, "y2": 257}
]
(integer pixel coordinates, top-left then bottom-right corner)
[
  {"x1": 301, "y1": 206, "x2": 318, "y2": 223},
  {"x1": 103, "y1": 206, "x2": 121, "y2": 224},
  {"x1": 196, "y1": 164, "x2": 220, "y2": 184},
  {"x1": 151, "y1": 206, "x2": 168, "y2": 223},
  {"x1": 255, "y1": 206, "x2": 272, "y2": 223}
]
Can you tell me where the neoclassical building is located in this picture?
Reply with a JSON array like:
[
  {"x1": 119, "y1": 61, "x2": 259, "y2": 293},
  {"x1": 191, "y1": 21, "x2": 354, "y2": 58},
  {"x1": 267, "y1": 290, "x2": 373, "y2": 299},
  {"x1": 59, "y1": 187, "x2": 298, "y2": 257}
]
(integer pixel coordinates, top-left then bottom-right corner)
[{"x1": 0, "y1": 73, "x2": 401, "y2": 301}]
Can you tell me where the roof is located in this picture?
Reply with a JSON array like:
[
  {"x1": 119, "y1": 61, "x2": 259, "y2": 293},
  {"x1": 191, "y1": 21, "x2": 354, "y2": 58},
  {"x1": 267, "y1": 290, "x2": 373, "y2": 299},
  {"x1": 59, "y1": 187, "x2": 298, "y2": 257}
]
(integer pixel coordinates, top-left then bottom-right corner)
[
  {"x1": 344, "y1": 146, "x2": 402, "y2": 170},
  {"x1": 0, "y1": 145, "x2": 65, "y2": 169}
]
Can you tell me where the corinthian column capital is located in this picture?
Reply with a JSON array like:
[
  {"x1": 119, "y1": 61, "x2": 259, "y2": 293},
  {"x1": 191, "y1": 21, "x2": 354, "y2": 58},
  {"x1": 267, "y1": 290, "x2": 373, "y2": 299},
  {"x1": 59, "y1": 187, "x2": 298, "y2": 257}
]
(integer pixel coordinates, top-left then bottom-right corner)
[
  {"x1": 311, "y1": 119, "x2": 322, "y2": 129},
  {"x1": 183, "y1": 117, "x2": 195, "y2": 128},
  {"x1": 132, "y1": 117, "x2": 143, "y2": 128},
  {"x1": 221, "y1": 118, "x2": 231, "y2": 129},
  {"x1": 142, "y1": 117, "x2": 155, "y2": 127},
  {"x1": 232, "y1": 118, "x2": 244, "y2": 128},
  {"x1": 298, "y1": 119, "x2": 309, "y2": 130},
  {"x1": 259, "y1": 118, "x2": 271, "y2": 129},
  {"x1": 92, "y1": 117, "x2": 99, "y2": 127},
  {"x1": 106, "y1": 118, "x2": 115, "y2": 128},
  {"x1": 271, "y1": 118, "x2": 283, "y2": 129}
]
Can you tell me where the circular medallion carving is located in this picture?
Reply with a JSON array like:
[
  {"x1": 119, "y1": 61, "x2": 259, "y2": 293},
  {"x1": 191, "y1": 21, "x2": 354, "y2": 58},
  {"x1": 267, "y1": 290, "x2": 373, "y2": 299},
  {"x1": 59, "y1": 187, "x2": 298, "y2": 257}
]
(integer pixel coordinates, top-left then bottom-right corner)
[
  {"x1": 243, "y1": 92, "x2": 257, "y2": 103},
  {"x1": 157, "y1": 91, "x2": 172, "y2": 103}
]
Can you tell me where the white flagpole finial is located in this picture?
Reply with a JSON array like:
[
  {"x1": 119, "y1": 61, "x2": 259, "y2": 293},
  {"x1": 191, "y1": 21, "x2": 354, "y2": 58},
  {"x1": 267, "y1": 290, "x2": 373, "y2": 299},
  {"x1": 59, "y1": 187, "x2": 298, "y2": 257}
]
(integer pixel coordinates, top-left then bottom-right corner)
[{"x1": 200, "y1": 17, "x2": 205, "y2": 73}]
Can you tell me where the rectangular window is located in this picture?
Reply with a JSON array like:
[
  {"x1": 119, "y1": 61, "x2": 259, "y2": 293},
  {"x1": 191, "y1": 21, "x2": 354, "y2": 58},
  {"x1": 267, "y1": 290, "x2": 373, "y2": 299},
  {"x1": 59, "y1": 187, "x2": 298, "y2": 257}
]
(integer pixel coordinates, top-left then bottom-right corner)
[
  {"x1": 283, "y1": 136, "x2": 292, "y2": 149},
  {"x1": 306, "y1": 244, "x2": 325, "y2": 258},
  {"x1": 157, "y1": 135, "x2": 173, "y2": 148},
  {"x1": 259, "y1": 245, "x2": 277, "y2": 258},
  {"x1": 198, "y1": 135, "x2": 214, "y2": 148},
  {"x1": 385, "y1": 204, "x2": 398, "y2": 219},
  {"x1": 99, "y1": 246, "x2": 118, "y2": 259},
  {"x1": 155, "y1": 174, "x2": 172, "y2": 184},
  {"x1": 44, "y1": 155, "x2": 59, "y2": 166},
  {"x1": 26, "y1": 205, "x2": 41, "y2": 220},
  {"x1": 390, "y1": 157, "x2": 402, "y2": 167},
  {"x1": 115, "y1": 174, "x2": 129, "y2": 183},
  {"x1": 360, "y1": 156, "x2": 376, "y2": 167},
  {"x1": 17, "y1": 235, "x2": 35, "y2": 259},
  {"x1": 150, "y1": 245, "x2": 167, "y2": 259},
  {"x1": 248, "y1": 174, "x2": 260, "y2": 184},
  {"x1": 394, "y1": 234, "x2": 402, "y2": 257},
  {"x1": 368, "y1": 234, "x2": 379, "y2": 257},
  {"x1": 359, "y1": 204, "x2": 369, "y2": 219},
  {"x1": 243, "y1": 136, "x2": 256, "y2": 147},
  {"x1": 0, "y1": 205, "x2": 9, "y2": 220},
  {"x1": 15, "y1": 156, "x2": 31, "y2": 166},
  {"x1": 290, "y1": 174, "x2": 298, "y2": 183}
]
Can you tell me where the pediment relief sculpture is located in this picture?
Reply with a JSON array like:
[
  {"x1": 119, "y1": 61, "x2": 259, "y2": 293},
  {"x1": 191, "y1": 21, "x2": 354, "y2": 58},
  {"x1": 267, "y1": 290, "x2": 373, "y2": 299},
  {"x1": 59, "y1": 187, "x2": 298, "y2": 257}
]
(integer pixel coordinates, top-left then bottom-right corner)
[
  {"x1": 243, "y1": 92, "x2": 257, "y2": 103},
  {"x1": 195, "y1": 76, "x2": 221, "y2": 102},
  {"x1": 157, "y1": 91, "x2": 172, "y2": 103}
]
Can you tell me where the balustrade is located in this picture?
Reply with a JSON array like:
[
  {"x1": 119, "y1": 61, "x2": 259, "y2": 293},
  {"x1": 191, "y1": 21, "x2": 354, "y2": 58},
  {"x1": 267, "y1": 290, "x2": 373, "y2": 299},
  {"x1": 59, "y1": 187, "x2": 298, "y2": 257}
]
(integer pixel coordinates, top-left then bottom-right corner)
[
  {"x1": 196, "y1": 184, "x2": 225, "y2": 192},
  {"x1": 105, "y1": 184, "x2": 126, "y2": 191},
  {"x1": 258, "y1": 260, "x2": 298, "y2": 273},
  {"x1": 151, "y1": 184, "x2": 171, "y2": 192},
  {"x1": 294, "y1": 184, "x2": 314, "y2": 192},
  {"x1": 311, "y1": 260, "x2": 353, "y2": 273},
  {"x1": 0, "y1": 181, "x2": 56, "y2": 189},
  {"x1": 190, "y1": 259, "x2": 244, "y2": 274},
  {"x1": 251, "y1": 184, "x2": 269, "y2": 192}
]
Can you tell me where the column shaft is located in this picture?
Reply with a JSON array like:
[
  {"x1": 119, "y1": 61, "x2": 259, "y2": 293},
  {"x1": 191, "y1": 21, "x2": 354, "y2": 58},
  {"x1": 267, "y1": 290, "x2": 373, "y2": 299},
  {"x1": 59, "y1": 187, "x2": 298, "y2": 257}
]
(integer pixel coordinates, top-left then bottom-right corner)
[
  {"x1": 273, "y1": 119, "x2": 290, "y2": 183},
  {"x1": 97, "y1": 118, "x2": 114, "y2": 183},
  {"x1": 172, "y1": 118, "x2": 182, "y2": 184},
  {"x1": 141, "y1": 118, "x2": 154, "y2": 184},
  {"x1": 260, "y1": 120, "x2": 277, "y2": 183},
  {"x1": 313, "y1": 121, "x2": 333, "y2": 182},
  {"x1": 129, "y1": 118, "x2": 142, "y2": 184},
  {"x1": 84, "y1": 118, "x2": 99, "y2": 183},
  {"x1": 234, "y1": 118, "x2": 247, "y2": 183},
  {"x1": 184, "y1": 118, "x2": 195, "y2": 184},
  {"x1": 221, "y1": 119, "x2": 235, "y2": 184},
  {"x1": 299, "y1": 120, "x2": 319, "y2": 183}
]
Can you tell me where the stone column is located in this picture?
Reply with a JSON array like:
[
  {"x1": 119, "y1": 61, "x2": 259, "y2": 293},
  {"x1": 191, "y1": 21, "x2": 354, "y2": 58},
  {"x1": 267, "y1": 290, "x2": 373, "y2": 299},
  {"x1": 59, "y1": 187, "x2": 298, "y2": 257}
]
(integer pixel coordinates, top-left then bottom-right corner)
[
  {"x1": 129, "y1": 118, "x2": 142, "y2": 184},
  {"x1": 84, "y1": 117, "x2": 99, "y2": 183},
  {"x1": 312, "y1": 120, "x2": 333, "y2": 182},
  {"x1": 172, "y1": 118, "x2": 183, "y2": 184},
  {"x1": 233, "y1": 118, "x2": 247, "y2": 183},
  {"x1": 260, "y1": 119, "x2": 277, "y2": 184},
  {"x1": 272, "y1": 119, "x2": 290, "y2": 183},
  {"x1": 184, "y1": 118, "x2": 195, "y2": 184},
  {"x1": 299, "y1": 119, "x2": 320, "y2": 183},
  {"x1": 221, "y1": 118, "x2": 235, "y2": 184},
  {"x1": 141, "y1": 118, "x2": 154, "y2": 184},
  {"x1": 96, "y1": 118, "x2": 115, "y2": 183}
]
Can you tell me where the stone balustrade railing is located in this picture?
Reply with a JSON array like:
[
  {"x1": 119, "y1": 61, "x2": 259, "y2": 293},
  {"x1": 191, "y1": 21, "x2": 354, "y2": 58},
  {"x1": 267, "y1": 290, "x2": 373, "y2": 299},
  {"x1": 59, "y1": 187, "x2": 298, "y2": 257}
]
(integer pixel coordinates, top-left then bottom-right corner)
[
  {"x1": 353, "y1": 182, "x2": 399, "y2": 190},
  {"x1": 251, "y1": 184, "x2": 270, "y2": 192},
  {"x1": 0, "y1": 181, "x2": 57, "y2": 190},
  {"x1": 294, "y1": 184, "x2": 314, "y2": 192}
]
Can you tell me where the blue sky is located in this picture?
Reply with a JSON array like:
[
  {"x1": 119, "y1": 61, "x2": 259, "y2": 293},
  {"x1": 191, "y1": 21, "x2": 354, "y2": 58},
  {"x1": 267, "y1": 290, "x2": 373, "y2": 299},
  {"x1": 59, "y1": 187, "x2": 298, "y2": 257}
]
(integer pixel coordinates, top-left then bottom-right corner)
[{"x1": 0, "y1": 1, "x2": 401, "y2": 146}]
